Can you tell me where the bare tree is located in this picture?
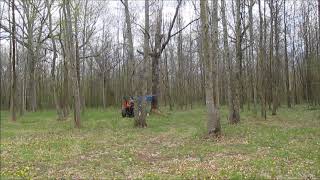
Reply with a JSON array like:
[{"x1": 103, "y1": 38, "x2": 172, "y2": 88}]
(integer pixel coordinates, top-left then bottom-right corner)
[{"x1": 138, "y1": 0, "x2": 198, "y2": 111}]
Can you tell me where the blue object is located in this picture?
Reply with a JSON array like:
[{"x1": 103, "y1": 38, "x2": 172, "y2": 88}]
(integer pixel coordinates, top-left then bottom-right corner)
[
  {"x1": 135, "y1": 95, "x2": 154, "y2": 102},
  {"x1": 145, "y1": 95, "x2": 154, "y2": 102}
]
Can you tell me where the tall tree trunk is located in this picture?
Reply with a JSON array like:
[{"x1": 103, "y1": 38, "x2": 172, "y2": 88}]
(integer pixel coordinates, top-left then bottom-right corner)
[
  {"x1": 59, "y1": 10, "x2": 69, "y2": 118},
  {"x1": 28, "y1": 33, "x2": 36, "y2": 112},
  {"x1": 81, "y1": 0, "x2": 88, "y2": 111},
  {"x1": 151, "y1": 54, "x2": 160, "y2": 110},
  {"x1": 24, "y1": 1, "x2": 37, "y2": 112},
  {"x1": 269, "y1": 0, "x2": 276, "y2": 115},
  {"x1": 134, "y1": 0, "x2": 149, "y2": 128},
  {"x1": 63, "y1": 0, "x2": 81, "y2": 128},
  {"x1": 221, "y1": 0, "x2": 240, "y2": 124},
  {"x1": 46, "y1": 0, "x2": 63, "y2": 120},
  {"x1": 188, "y1": 25, "x2": 194, "y2": 109},
  {"x1": 232, "y1": 0, "x2": 241, "y2": 123},
  {"x1": 123, "y1": 0, "x2": 134, "y2": 93},
  {"x1": 284, "y1": 0, "x2": 291, "y2": 108},
  {"x1": 10, "y1": 0, "x2": 17, "y2": 121},
  {"x1": 177, "y1": 11, "x2": 184, "y2": 109},
  {"x1": 164, "y1": 49, "x2": 173, "y2": 111},
  {"x1": 20, "y1": 53, "x2": 27, "y2": 115},
  {"x1": 8, "y1": 1, "x2": 12, "y2": 110},
  {"x1": 74, "y1": 4, "x2": 82, "y2": 112},
  {"x1": 151, "y1": 4, "x2": 162, "y2": 111},
  {"x1": 103, "y1": 73, "x2": 106, "y2": 108},
  {"x1": 200, "y1": 0, "x2": 221, "y2": 136},
  {"x1": 249, "y1": 0, "x2": 257, "y2": 114},
  {"x1": 258, "y1": 0, "x2": 266, "y2": 119},
  {"x1": 212, "y1": 0, "x2": 219, "y2": 108},
  {"x1": 272, "y1": 0, "x2": 280, "y2": 115}
]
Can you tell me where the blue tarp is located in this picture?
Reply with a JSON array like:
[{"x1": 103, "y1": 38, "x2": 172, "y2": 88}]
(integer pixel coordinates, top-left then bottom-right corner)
[{"x1": 136, "y1": 95, "x2": 155, "y2": 103}]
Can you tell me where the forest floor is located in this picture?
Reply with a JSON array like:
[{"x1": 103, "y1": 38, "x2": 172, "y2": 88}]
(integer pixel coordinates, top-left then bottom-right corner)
[{"x1": 1, "y1": 105, "x2": 320, "y2": 179}]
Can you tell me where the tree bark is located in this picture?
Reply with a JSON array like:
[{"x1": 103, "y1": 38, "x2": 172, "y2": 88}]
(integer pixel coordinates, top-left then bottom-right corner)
[
  {"x1": 221, "y1": 0, "x2": 240, "y2": 124},
  {"x1": 151, "y1": 4, "x2": 162, "y2": 111},
  {"x1": 200, "y1": 0, "x2": 221, "y2": 136},
  {"x1": 27, "y1": 26, "x2": 37, "y2": 112},
  {"x1": 123, "y1": 0, "x2": 134, "y2": 93},
  {"x1": 249, "y1": 0, "x2": 257, "y2": 114},
  {"x1": 284, "y1": 0, "x2": 291, "y2": 108},
  {"x1": 232, "y1": 0, "x2": 241, "y2": 124},
  {"x1": 258, "y1": 0, "x2": 267, "y2": 119},
  {"x1": 272, "y1": 0, "x2": 280, "y2": 115},
  {"x1": 177, "y1": 11, "x2": 184, "y2": 109},
  {"x1": 59, "y1": 8, "x2": 69, "y2": 118},
  {"x1": 73, "y1": 3, "x2": 82, "y2": 112},
  {"x1": 63, "y1": 0, "x2": 81, "y2": 128},
  {"x1": 46, "y1": 0, "x2": 63, "y2": 120},
  {"x1": 212, "y1": 0, "x2": 219, "y2": 108},
  {"x1": 134, "y1": 0, "x2": 149, "y2": 128},
  {"x1": 10, "y1": 0, "x2": 17, "y2": 122},
  {"x1": 268, "y1": 0, "x2": 276, "y2": 115},
  {"x1": 81, "y1": 0, "x2": 89, "y2": 111},
  {"x1": 164, "y1": 49, "x2": 173, "y2": 111}
]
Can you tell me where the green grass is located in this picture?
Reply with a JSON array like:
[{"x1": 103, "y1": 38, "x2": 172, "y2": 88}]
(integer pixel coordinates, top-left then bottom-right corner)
[{"x1": 1, "y1": 105, "x2": 319, "y2": 179}]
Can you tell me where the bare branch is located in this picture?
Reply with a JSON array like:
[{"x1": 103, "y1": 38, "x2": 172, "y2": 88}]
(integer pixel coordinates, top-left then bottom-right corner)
[
  {"x1": 160, "y1": 0, "x2": 183, "y2": 54},
  {"x1": 170, "y1": 18, "x2": 199, "y2": 38}
]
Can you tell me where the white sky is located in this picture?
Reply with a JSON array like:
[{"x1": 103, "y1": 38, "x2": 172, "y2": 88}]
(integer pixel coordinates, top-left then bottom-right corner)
[{"x1": 0, "y1": 0, "x2": 319, "y2": 54}]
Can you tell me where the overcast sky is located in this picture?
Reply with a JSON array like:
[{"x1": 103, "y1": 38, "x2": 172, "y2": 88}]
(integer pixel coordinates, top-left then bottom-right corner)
[{"x1": 0, "y1": 0, "x2": 319, "y2": 53}]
